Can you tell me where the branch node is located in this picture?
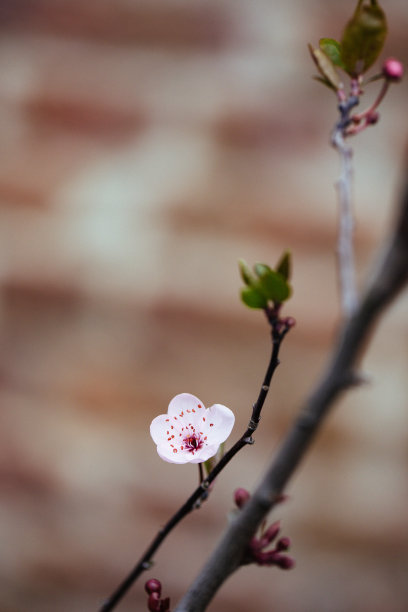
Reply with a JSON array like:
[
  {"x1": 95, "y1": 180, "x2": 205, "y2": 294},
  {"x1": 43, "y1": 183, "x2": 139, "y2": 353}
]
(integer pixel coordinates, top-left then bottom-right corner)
[
  {"x1": 347, "y1": 370, "x2": 370, "y2": 387},
  {"x1": 247, "y1": 418, "x2": 258, "y2": 431},
  {"x1": 262, "y1": 384, "x2": 269, "y2": 392},
  {"x1": 243, "y1": 436, "x2": 255, "y2": 445},
  {"x1": 340, "y1": 369, "x2": 367, "y2": 389},
  {"x1": 201, "y1": 480, "x2": 210, "y2": 491},
  {"x1": 142, "y1": 561, "x2": 154, "y2": 570}
]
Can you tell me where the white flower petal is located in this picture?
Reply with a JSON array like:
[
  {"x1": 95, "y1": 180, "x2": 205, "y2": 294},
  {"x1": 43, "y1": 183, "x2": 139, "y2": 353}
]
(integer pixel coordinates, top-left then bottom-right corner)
[
  {"x1": 167, "y1": 393, "x2": 205, "y2": 421},
  {"x1": 188, "y1": 443, "x2": 220, "y2": 463},
  {"x1": 204, "y1": 404, "x2": 235, "y2": 444},
  {"x1": 157, "y1": 444, "x2": 192, "y2": 464},
  {"x1": 150, "y1": 414, "x2": 170, "y2": 445}
]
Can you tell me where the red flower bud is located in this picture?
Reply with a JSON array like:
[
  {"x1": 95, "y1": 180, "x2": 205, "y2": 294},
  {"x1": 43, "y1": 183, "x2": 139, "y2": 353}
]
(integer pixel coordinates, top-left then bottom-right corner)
[
  {"x1": 148, "y1": 592, "x2": 161, "y2": 612},
  {"x1": 274, "y1": 554, "x2": 295, "y2": 570},
  {"x1": 145, "y1": 579, "x2": 162, "y2": 596},
  {"x1": 276, "y1": 536, "x2": 291, "y2": 551},
  {"x1": 382, "y1": 58, "x2": 404, "y2": 82},
  {"x1": 366, "y1": 111, "x2": 379, "y2": 125},
  {"x1": 234, "y1": 488, "x2": 250, "y2": 509},
  {"x1": 261, "y1": 521, "x2": 281, "y2": 546}
]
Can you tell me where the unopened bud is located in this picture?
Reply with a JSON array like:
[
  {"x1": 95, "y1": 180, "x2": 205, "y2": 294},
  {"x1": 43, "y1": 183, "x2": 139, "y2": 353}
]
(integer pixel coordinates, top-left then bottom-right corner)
[
  {"x1": 161, "y1": 597, "x2": 171, "y2": 612},
  {"x1": 145, "y1": 579, "x2": 162, "y2": 596},
  {"x1": 234, "y1": 488, "x2": 250, "y2": 509},
  {"x1": 276, "y1": 536, "x2": 291, "y2": 551},
  {"x1": 147, "y1": 592, "x2": 161, "y2": 612},
  {"x1": 261, "y1": 521, "x2": 281, "y2": 546},
  {"x1": 366, "y1": 111, "x2": 379, "y2": 125},
  {"x1": 382, "y1": 58, "x2": 404, "y2": 82}
]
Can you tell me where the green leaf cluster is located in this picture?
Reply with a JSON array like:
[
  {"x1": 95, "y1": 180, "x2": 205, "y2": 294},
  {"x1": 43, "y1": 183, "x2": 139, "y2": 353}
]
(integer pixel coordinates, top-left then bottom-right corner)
[
  {"x1": 239, "y1": 251, "x2": 292, "y2": 310},
  {"x1": 309, "y1": 0, "x2": 387, "y2": 88}
]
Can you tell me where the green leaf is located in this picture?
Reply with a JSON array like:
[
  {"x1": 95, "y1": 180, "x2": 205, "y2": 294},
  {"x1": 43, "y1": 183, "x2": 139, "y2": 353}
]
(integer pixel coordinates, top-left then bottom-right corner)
[
  {"x1": 258, "y1": 271, "x2": 291, "y2": 303},
  {"x1": 341, "y1": 1, "x2": 387, "y2": 76},
  {"x1": 309, "y1": 43, "x2": 342, "y2": 91},
  {"x1": 319, "y1": 38, "x2": 346, "y2": 69},
  {"x1": 275, "y1": 250, "x2": 291, "y2": 281},
  {"x1": 240, "y1": 257, "x2": 293, "y2": 309},
  {"x1": 240, "y1": 287, "x2": 268, "y2": 309},
  {"x1": 254, "y1": 262, "x2": 273, "y2": 278},
  {"x1": 254, "y1": 261, "x2": 292, "y2": 303},
  {"x1": 238, "y1": 258, "x2": 255, "y2": 286}
]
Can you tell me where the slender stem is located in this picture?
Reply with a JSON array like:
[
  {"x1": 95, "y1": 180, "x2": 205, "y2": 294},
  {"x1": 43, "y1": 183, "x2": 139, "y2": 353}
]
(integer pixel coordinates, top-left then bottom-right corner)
[
  {"x1": 174, "y1": 164, "x2": 408, "y2": 612},
  {"x1": 98, "y1": 314, "x2": 292, "y2": 612},
  {"x1": 198, "y1": 463, "x2": 204, "y2": 485},
  {"x1": 331, "y1": 95, "x2": 360, "y2": 318},
  {"x1": 352, "y1": 79, "x2": 390, "y2": 123}
]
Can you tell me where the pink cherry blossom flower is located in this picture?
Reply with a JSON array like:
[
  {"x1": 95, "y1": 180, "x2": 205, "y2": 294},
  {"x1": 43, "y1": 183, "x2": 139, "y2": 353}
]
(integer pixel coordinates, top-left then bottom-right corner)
[{"x1": 150, "y1": 393, "x2": 235, "y2": 464}]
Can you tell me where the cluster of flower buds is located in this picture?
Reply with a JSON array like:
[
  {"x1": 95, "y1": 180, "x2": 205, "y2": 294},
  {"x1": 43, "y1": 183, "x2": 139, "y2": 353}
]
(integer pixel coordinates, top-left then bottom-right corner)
[
  {"x1": 145, "y1": 579, "x2": 171, "y2": 612},
  {"x1": 273, "y1": 315, "x2": 296, "y2": 336},
  {"x1": 234, "y1": 488, "x2": 295, "y2": 570},
  {"x1": 247, "y1": 521, "x2": 295, "y2": 569},
  {"x1": 346, "y1": 56, "x2": 404, "y2": 136}
]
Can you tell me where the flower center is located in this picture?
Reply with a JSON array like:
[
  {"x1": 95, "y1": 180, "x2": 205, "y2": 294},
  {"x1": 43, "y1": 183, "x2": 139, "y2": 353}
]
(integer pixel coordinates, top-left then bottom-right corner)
[{"x1": 183, "y1": 433, "x2": 203, "y2": 454}]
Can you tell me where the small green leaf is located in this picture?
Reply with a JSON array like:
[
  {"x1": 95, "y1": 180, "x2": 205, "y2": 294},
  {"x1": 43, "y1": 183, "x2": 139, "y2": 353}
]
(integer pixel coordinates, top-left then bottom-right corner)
[
  {"x1": 254, "y1": 261, "x2": 292, "y2": 303},
  {"x1": 240, "y1": 287, "x2": 268, "y2": 309},
  {"x1": 319, "y1": 38, "x2": 346, "y2": 69},
  {"x1": 258, "y1": 270, "x2": 291, "y2": 303},
  {"x1": 254, "y1": 262, "x2": 273, "y2": 278},
  {"x1": 341, "y1": 1, "x2": 387, "y2": 76},
  {"x1": 238, "y1": 258, "x2": 255, "y2": 286},
  {"x1": 309, "y1": 43, "x2": 342, "y2": 91},
  {"x1": 275, "y1": 250, "x2": 291, "y2": 281}
]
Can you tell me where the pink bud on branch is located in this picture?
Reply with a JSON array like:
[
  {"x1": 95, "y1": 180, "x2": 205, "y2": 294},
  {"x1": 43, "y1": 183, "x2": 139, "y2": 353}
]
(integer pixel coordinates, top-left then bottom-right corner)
[
  {"x1": 238, "y1": 492, "x2": 295, "y2": 571},
  {"x1": 234, "y1": 488, "x2": 250, "y2": 509},
  {"x1": 382, "y1": 57, "x2": 404, "y2": 82},
  {"x1": 145, "y1": 579, "x2": 162, "y2": 596},
  {"x1": 145, "y1": 580, "x2": 171, "y2": 612}
]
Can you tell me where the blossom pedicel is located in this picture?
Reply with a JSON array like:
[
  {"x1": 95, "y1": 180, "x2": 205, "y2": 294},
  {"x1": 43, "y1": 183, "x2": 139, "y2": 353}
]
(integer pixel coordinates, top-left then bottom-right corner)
[{"x1": 150, "y1": 393, "x2": 235, "y2": 464}]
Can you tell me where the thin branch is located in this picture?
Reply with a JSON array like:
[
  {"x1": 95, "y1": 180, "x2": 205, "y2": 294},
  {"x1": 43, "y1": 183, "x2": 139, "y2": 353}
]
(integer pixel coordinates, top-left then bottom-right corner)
[
  {"x1": 174, "y1": 167, "x2": 408, "y2": 612},
  {"x1": 331, "y1": 94, "x2": 360, "y2": 318},
  {"x1": 99, "y1": 313, "x2": 292, "y2": 612}
]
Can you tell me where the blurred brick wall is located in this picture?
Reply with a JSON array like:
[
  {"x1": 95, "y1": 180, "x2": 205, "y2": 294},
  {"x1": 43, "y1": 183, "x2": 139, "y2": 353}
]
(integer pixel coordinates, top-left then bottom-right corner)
[{"x1": 0, "y1": 1, "x2": 407, "y2": 611}]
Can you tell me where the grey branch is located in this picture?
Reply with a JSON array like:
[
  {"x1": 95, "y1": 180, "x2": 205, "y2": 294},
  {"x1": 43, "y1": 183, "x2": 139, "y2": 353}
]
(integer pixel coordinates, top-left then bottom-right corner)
[
  {"x1": 174, "y1": 165, "x2": 408, "y2": 612},
  {"x1": 331, "y1": 95, "x2": 360, "y2": 318},
  {"x1": 332, "y1": 128, "x2": 357, "y2": 316}
]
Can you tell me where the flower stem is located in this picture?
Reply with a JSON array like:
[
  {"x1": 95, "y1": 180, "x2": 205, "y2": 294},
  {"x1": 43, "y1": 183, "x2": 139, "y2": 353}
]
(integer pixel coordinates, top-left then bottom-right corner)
[
  {"x1": 351, "y1": 79, "x2": 389, "y2": 124},
  {"x1": 98, "y1": 315, "x2": 292, "y2": 612}
]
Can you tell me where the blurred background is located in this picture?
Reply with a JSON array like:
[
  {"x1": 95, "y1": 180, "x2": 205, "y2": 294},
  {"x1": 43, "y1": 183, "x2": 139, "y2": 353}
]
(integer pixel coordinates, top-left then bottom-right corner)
[{"x1": 0, "y1": 1, "x2": 407, "y2": 611}]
